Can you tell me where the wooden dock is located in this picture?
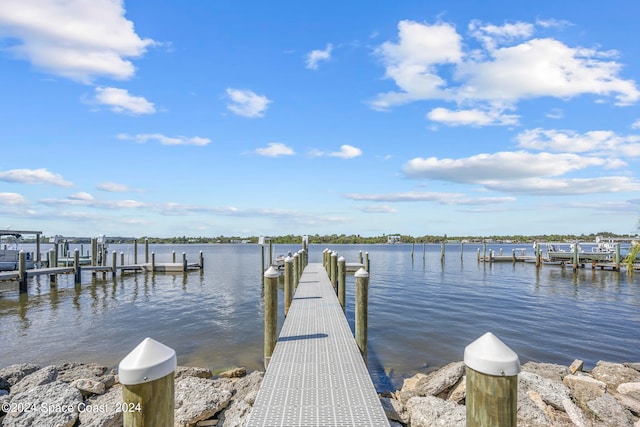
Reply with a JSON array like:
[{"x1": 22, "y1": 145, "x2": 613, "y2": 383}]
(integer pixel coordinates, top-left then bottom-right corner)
[{"x1": 247, "y1": 263, "x2": 389, "y2": 427}]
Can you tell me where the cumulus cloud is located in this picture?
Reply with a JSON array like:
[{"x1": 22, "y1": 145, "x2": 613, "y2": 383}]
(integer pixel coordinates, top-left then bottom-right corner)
[
  {"x1": 517, "y1": 128, "x2": 640, "y2": 158},
  {"x1": 306, "y1": 43, "x2": 333, "y2": 69},
  {"x1": 371, "y1": 19, "x2": 640, "y2": 120},
  {"x1": 0, "y1": 0, "x2": 155, "y2": 83},
  {"x1": 117, "y1": 133, "x2": 211, "y2": 146},
  {"x1": 402, "y1": 151, "x2": 606, "y2": 182},
  {"x1": 255, "y1": 143, "x2": 294, "y2": 157},
  {"x1": 355, "y1": 205, "x2": 398, "y2": 213},
  {"x1": 0, "y1": 192, "x2": 27, "y2": 205},
  {"x1": 98, "y1": 182, "x2": 133, "y2": 192},
  {"x1": 632, "y1": 119, "x2": 640, "y2": 129},
  {"x1": 427, "y1": 107, "x2": 519, "y2": 126},
  {"x1": 328, "y1": 145, "x2": 362, "y2": 159},
  {"x1": 94, "y1": 87, "x2": 155, "y2": 115},
  {"x1": 483, "y1": 176, "x2": 640, "y2": 195},
  {"x1": 226, "y1": 88, "x2": 271, "y2": 118},
  {"x1": 346, "y1": 191, "x2": 515, "y2": 205},
  {"x1": 0, "y1": 168, "x2": 72, "y2": 186}
]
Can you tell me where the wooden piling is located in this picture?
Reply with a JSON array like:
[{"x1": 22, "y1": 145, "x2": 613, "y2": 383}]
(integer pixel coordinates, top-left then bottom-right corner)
[
  {"x1": 355, "y1": 268, "x2": 369, "y2": 359},
  {"x1": 172, "y1": 251, "x2": 176, "y2": 263},
  {"x1": 284, "y1": 256, "x2": 293, "y2": 316},
  {"x1": 359, "y1": 250, "x2": 363, "y2": 265},
  {"x1": 145, "y1": 238, "x2": 149, "y2": 263},
  {"x1": 338, "y1": 256, "x2": 346, "y2": 311},
  {"x1": 74, "y1": 249, "x2": 81, "y2": 284},
  {"x1": 119, "y1": 337, "x2": 176, "y2": 427},
  {"x1": 365, "y1": 252, "x2": 370, "y2": 272},
  {"x1": 293, "y1": 252, "x2": 299, "y2": 290},
  {"x1": 411, "y1": 243, "x2": 414, "y2": 260},
  {"x1": 464, "y1": 332, "x2": 520, "y2": 427},
  {"x1": 199, "y1": 251, "x2": 204, "y2": 269},
  {"x1": 572, "y1": 243, "x2": 579, "y2": 271},
  {"x1": 91, "y1": 238, "x2": 97, "y2": 267},
  {"x1": 441, "y1": 241, "x2": 445, "y2": 261},
  {"x1": 264, "y1": 266, "x2": 279, "y2": 369},
  {"x1": 134, "y1": 239, "x2": 138, "y2": 264},
  {"x1": 182, "y1": 252, "x2": 187, "y2": 272},
  {"x1": 330, "y1": 251, "x2": 337, "y2": 291},
  {"x1": 18, "y1": 251, "x2": 27, "y2": 294},
  {"x1": 151, "y1": 252, "x2": 155, "y2": 272},
  {"x1": 112, "y1": 251, "x2": 117, "y2": 274}
]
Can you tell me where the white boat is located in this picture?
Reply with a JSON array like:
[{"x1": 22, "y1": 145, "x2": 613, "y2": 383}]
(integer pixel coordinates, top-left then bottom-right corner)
[{"x1": 0, "y1": 231, "x2": 36, "y2": 271}]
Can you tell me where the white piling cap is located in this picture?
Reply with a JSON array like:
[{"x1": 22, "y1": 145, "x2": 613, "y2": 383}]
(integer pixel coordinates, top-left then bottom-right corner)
[
  {"x1": 464, "y1": 332, "x2": 520, "y2": 376},
  {"x1": 118, "y1": 337, "x2": 177, "y2": 385},
  {"x1": 354, "y1": 267, "x2": 369, "y2": 278},
  {"x1": 264, "y1": 266, "x2": 279, "y2": 278},
  {"x1": 338, "y1": 256, "x2": 345, "y2": 262},
  {"x1": 284, "y1": 256, "x2": 293, "y2": 263}
]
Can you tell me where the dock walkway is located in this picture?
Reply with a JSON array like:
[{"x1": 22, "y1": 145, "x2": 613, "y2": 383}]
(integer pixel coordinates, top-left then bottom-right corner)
[{"x1": 247, "y1": 263, "x2": 389, "y2": 427}]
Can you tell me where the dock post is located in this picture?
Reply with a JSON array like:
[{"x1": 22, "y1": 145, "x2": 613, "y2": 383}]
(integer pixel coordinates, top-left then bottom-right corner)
[
  {"x1": 615, "y1": 243, "x2": 621, "y2": 270},
  {"x1": 151, "y1": 252, "x2": 155, "y2": 272},
  {"x1": 359, "y1": 250, "x2": 363, "y2": 265},
  {"x1": 338, "y1": 256, "x2": 346, "y2": 311},
  {"x1": 483, "y1": 243, "x2": 487, "y2": 262},
  {"x1": 535, "y1": 243, "x2": 541, "y2": 268},
  {"x1": 182, "y1": 252, "x2": 187, "y2": 272},
  {"x1": 330, "y1": 251, "x2": 337, "y2": 292},
  {"x1": 464, "y1": 332, "x2": 520, "y2": 427},
  {"x1": 261, "y1": 244, "x2": 265, "y2": 286},
  {"x1": 323, "y1": 248, "x2": 329, "y2": 271},
  {"x1": 268, "y1": 240, "x2": 273, "y2": 266},
  {"x1": 264, "y1": 266, "x2": 279, "y2": 369},
  {"x1": 91, "y1": 238, "x2": 97, "y2": 266},
  {"x1": 18, "y1": 251, "x2": 28, "y2": 294},
  {"x1": 477, "y1": 248, "x2": 481, "y2": 263},
  {"x1": 411, "y1": 242, "x2": 415, "y2": 260},
  {"x1": 134, "y1": 239, "x2": 138, "y2": 264},
  {"x1": 74, "y1": 249, "x2": 81, "y2": 284},
  {"x1": 112, "y1": 251, "x2": 117, "y2": 274},
  {"x1": 119, "y1": 337, "x2": 176, "y2": 427},
  {"x1": 293, "y1": 252, "x2": 299, "y2": 290},
  {"x1": 298, "y1": 250, "x2": 304, "y2": 278},
  {"x1": 512, "y1": 249, "x2": 516, "y2": 264},
  {"x1": 572, "y1": 243, "x2": 579, "y2": 271},
  {"x1": 120, "y1": 252, "x2": 124, "y2": 267},
  {"x1": 365, "y1": 252, "x2": 370, "y2": 272},
  {"x1": 145, "y1": 238, "x2": 149, "y2": 263},
  {"x1": 172, "y1": 251, "x2": 176, "y2": 263},
  {"x1": 284, "y1": 256, "x2": 293, "y2": 316},
  {"x1": 36, "y1": 234, "x2": 41, "y2": 265},
  {"x1": 199, "y1": 251, "x2": 204, "y2": 269},
  {"x1": 355, "y1": 268, "x2": 369, "y2": 359},
  {"x1": 441, "y1": 241, "x2": 445, "y2": 261},
  {"x1": 461, "y1": 242, "x2": 464, "y2": 260}
]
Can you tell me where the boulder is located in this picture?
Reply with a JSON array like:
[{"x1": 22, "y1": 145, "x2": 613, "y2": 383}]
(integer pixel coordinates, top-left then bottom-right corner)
[
  {"x1": 414, "y1": 362, "x2": 465, "y2": 398},
  {"x1": 592, "y1": 362, "x2": 640, "y2": 390},
  {"x1": 229, "y1": 371, "x2": 263, "y2": 402},
  {"x1": 217, "y1": 371, "x2": 264, "y2": 427},
  {"x1": 78, "y1": 385, "x2": 123, "y2": 427},
  {"x1": 3, "y1": 380, "x2": 82, "y2": 427},
  {"x1": 397, "y1": 373, "x2": 428, "y2": 403},
  {"x1": 56, "y1": 363, "x2": 108, "y2": 383},
  {"x1": 522, "y1": 362, "x2": 570, "y2": 383},
  {"x1": 569, "y1": 359, "x2": 584, "y2": 375},
  {"x1": 447, "y1": 376, "x2": 466, "y2": 403},
  {"x1": 563, "y1": 374, "x2": 607, "y2": 407},
  {"x1": 218, "y1": 367, "x2": 247, "y2": 379},
  {"x1": 587, "y1": 393, "x2": 636, "y2": 427},
  {"x1": 9, "y1": 365, "x2": 57, "y2": 396},
  {"x1": 0, "y1": 364, "x2": 41, "y2": 390},
  {"x1": 72, "y1": 378, "x2": 106, "y2": 395},
  {"x1": 613, "y1": 392, "x2": 640, "y2": 417},
  {"x1": 174, "y1": 376, "x2": 233, "y2": 427},
  {"x1": 380, "y1": 396, "x2": 409, "y2": 424},
  {"x1": 405, "y1": 395, "x2": 465, "y2": 427},
  {"x1": 618, "y1": 383, "x2": 640, "y2": 401},
  {"x1": 175, "y1": 366, "x2": 213, "y2": 381}
]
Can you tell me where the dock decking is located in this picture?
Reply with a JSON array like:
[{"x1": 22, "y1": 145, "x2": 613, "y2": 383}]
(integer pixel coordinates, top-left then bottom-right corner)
[{"x1": 247, "y1": 263, "x2": 389, "y2": 427}]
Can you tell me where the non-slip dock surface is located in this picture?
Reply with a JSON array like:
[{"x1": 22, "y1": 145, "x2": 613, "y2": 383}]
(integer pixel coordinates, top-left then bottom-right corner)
[{"x1": 247, "y1": 263, "x2": 389, "y2": 427}]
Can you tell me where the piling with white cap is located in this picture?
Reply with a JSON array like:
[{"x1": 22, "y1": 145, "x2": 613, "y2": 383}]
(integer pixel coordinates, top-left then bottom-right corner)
[
  {"x1": 337, "y1": 256, "x2": 346, "y2": 310},
  {"x1": 464, "y1": 332, "x2": 520, "y2": 427},
  {"x1": 284, "y1": 256, "x2": 294, "y2": 316},
  {"x1": 119, "y1": 337, "x2": 177, "y2": 426},
  {"x1": 355, "y1": 267, "x2": 369, "y2": 358},
  {"x1": 263, "y1": 266, "x2": 279, "y2": 368}
]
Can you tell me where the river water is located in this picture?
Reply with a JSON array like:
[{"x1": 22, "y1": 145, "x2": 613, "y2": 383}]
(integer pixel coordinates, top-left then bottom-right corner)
[{"x1": 1, "y1": 243, "x2": 639, "y2": 391}]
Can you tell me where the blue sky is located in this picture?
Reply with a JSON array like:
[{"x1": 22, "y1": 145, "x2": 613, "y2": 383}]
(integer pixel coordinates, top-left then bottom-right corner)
[{"x1": 1, "y1": 0, "x2": 639, "y2": 238}]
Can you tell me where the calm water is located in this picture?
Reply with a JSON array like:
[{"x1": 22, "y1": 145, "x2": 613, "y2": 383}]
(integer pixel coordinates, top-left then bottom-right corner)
[{"x1": 1, "y1": 243, "x2": 639, "y2": 392}]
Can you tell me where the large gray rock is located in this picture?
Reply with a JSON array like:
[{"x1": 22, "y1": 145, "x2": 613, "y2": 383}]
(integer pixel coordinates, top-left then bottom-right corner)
[
  {"x1": 380, "y1": 396, "x2": 409, "y2": 424},
  {"x1": 218, "y1": 371, "x2": 264, "y2": 427},
  {"x1": 78, "y1": 385, "x2": 123, "y2": 427},
  {"x1": 592, "y1": 362, "x2": 640, "y2": 390},
  {"x1": 72, "y1": 378, "x2": 106, "y2": 395},
  {"x1": 618, "y1": 383, "x2": 640, "y2": 401},
  {"x1": 3, "y1": 380, "x2": 82, "y2": 427},
  {"x1": 0, "y1": 364, "x2": 41, "y2": 390},
  {"x1": 397, "y1": 373, "x2": 428, "y2": 403},
  {"x1": 414, "y1": 362, "x2": 465, "y2": 398},
  {"x1": 175, "y1": 366, "x2": 213, "y2": 381},
  {"x1": 563, "y1": 374, "x2": 607, "y2": 407},
  {"x1": 406, "y1": 395, "x2": 465, "y2": 427},
  {"x1": 174, "y1": 376, "x2": 233, "y2": 427},
  {"x1": 9, "y1": 365, "x2": 58, "y2": 396},
  {"x1": 56, "y1": 362, "x2": 108, "y2": 383},
  {"x1": 587, "y1": 393, "x2": 636, "y2": 427},
  {"x1": 522, "y1": 362, "x2": 570, "y2": 383}
]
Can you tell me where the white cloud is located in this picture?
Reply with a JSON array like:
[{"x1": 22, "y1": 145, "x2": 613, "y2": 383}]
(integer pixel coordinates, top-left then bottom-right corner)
[
  {"x1": 94, "y1": 87, "x2": 155, "y2": 115},
  {"x1": 356, "y1": 205, "x2": 398, "y2": 213},
  {"x1": 0, "y1": 168, "x2": 72, "y2": 186},
  {"x1": 484, "y1": 176, "x2": 640, "y2": 195},
  {"x1": 118, "y1": 133, "x2": 211, "y2": 146},
  {"x1": 226, "y1": 88, "x2": 271, "y2": 118},
  {"x1": 632, "y1": 119, "x2": 640, "y2": 129},
  {"x1": 255, "y1": 143, "x2": 294, "y2": 157},
  {"x1": 328, "y1": 145, "x2": 362, "y2": 159},
  {"x1": 98, "y1": 182, "x2": 133, "y2": 192},
  {"x1": 69, "y1": 192, "x2": 94, "y2": 201},
  {"x1": 402, "y1": 151, "x2": 606, "y2": 182},
  {"x1": 0, "y1": 192, "x2": 27, "y2": 205},
  {"x1": 0, "y1": 0, "x2": 155, "y2": 82},
  {"x1": 517, "y1": 128, "x2": 640, "y2": 157},
  {"x1": 371, "y1": 19, "x2": 640, "y2": 118},
  {"x1": 427, "y1": 107, "x2": 519, "y2": 126},
  {"x1": 306, "y1": 43, "x2": 333, "y2": 70}
]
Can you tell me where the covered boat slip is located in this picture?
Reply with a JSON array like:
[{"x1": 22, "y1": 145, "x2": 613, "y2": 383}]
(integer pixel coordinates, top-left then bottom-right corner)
[{"x1": 247, "y1": 263, "x2": 389, "y2": 427}]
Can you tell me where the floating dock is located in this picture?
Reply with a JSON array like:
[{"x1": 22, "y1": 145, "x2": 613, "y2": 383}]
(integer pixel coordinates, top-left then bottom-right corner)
[{"x1": 247, "y1": 263, "x2": 389, "y2": 427}]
